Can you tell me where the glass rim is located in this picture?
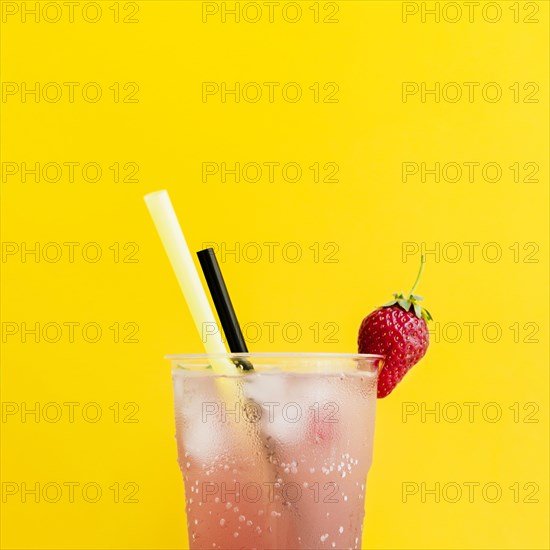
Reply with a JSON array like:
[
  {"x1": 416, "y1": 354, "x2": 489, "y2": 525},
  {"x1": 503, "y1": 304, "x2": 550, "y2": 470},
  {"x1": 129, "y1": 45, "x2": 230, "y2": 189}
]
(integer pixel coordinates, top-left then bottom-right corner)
[
  {"x1": 169, "y1": 352, "x2": 384, "y2": 376},
  {"x1": 166, "y1": 352, "x2": 385, "y2": 361}
]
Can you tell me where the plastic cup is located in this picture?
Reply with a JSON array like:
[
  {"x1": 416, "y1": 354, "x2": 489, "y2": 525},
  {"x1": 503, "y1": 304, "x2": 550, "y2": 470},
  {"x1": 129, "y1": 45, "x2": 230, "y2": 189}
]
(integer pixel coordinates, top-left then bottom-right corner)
[{"x1": 169, "y1": 353, "x2": 383, "y2": 550}]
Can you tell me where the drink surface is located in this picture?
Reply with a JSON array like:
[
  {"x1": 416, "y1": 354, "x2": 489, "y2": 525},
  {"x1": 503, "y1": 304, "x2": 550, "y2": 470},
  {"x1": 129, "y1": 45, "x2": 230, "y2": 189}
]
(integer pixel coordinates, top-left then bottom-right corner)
[{"x1": 173, "y1": 368, "x2": 377, "y2": 550}]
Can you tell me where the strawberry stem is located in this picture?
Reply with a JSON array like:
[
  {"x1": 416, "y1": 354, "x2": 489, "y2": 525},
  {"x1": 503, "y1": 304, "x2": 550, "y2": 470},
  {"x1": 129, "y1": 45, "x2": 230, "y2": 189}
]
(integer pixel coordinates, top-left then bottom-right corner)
[{"x1": 408, "y1": 255, "x2": 425, "y2": 297}]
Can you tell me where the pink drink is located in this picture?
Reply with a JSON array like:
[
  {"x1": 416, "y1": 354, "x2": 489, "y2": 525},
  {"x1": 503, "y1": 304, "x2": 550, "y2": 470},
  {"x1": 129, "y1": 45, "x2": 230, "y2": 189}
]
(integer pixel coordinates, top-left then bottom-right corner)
[{"x1": 171, "y1": 353, "x2": 381, "y2": 550}]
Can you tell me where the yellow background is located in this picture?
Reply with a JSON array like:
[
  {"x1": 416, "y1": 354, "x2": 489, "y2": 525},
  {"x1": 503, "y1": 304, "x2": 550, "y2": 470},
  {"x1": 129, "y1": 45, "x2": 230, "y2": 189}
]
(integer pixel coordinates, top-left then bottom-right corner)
[{"x1": 1, "y1": 1, "x2": 548, "y2": 548}]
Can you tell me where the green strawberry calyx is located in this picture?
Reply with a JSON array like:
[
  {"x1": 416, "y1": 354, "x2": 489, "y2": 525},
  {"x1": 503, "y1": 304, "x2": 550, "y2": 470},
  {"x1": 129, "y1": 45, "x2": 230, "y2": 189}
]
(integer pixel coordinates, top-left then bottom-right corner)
[{"x1": 383, "y1": 255, "x2": 433, "y2": 322}]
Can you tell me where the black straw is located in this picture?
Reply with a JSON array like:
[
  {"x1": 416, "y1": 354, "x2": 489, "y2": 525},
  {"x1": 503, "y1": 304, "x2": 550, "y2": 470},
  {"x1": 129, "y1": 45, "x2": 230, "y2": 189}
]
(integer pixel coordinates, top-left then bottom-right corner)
[{"x1": 197, "y1": 248, "x2": 252, "y2": 370}]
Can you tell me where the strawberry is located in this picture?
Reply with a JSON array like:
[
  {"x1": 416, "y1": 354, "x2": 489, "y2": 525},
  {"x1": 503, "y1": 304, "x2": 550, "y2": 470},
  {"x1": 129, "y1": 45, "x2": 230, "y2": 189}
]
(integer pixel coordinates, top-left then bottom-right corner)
[{"x1": 358, "y1": 257, "x2": 432, "y2": 398}]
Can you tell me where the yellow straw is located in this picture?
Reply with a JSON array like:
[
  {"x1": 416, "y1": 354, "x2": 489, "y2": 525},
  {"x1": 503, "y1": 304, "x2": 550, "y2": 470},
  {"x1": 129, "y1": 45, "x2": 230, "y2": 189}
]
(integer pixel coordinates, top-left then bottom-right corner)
[
  {"x1": 145, "y1": 191, "x2": 277, "y2": 497},
  {"x1": 144, "y1": 190, "x2": 234, "y2": 374}
]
